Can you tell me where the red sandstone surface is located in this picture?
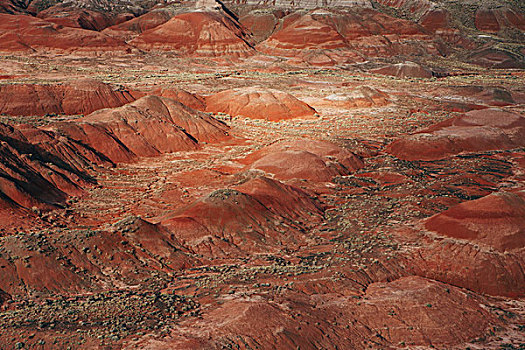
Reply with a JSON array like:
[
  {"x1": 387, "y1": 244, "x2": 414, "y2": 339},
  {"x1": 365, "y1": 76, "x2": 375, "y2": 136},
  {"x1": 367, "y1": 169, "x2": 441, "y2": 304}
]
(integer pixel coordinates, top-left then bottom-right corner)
[{"x1": 0, "y1": 0, "x2": 524, "y2": 349}]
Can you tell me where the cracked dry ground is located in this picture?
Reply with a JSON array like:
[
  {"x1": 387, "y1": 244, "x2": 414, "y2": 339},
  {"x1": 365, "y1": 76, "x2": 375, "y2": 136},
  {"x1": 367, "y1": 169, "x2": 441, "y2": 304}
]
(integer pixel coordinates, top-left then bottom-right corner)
[{"x1": 0, "y1": 66, "x2": 524, "y2": 350}]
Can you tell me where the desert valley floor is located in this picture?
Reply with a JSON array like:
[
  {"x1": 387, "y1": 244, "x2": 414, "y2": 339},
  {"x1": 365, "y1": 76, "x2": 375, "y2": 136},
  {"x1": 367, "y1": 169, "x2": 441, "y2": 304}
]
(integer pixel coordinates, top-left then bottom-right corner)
[{"x1": 0, "y1": 0, "x2": 524, "y2": 349}]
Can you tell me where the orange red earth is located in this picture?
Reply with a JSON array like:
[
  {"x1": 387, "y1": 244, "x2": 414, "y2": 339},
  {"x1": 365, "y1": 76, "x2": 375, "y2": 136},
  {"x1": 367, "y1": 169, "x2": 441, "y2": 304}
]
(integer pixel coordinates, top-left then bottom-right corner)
[{"x1": 0, "y1": 1, "x2": 524, "y2": 349}]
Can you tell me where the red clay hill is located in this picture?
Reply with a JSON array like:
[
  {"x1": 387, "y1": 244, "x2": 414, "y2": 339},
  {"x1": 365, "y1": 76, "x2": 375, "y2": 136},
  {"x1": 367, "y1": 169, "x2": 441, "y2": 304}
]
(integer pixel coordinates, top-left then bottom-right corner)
[
  {"x1": 425, "y1": 191, "x2": 525, "y2": 253},
  {"x1": 130, "y1": 11, "x2": 255, "y2": 57},
  {"x1": 245, "y1": 139, "x2": 364, "y2": 182},
  {"x1": 0, "y1": 79, "x2": 137, "y2": 116},
  {"x1": 0, "y1": 122, "x2": 110, "y2": 229},
  {"x1": 36, "y1": 6, "x2": 113, "y2": 31},
  {"x1": 205, "y1": 87, "x2": 317, "y2": 121},
  {"x1": 102, "y1": 8, "x2": 175, "y2": 41},
  {"x1": 56, "y1": 95, "x2": 230, "y2": 163},
  {"x1": 255, "y1": 8, "x2": 445, "y2": 64},
  {"x1": 150, "y1": 87, "x2": 207, "y2": 111},
  {"x1": 386, "y1": 108, "x2": 525, "y2": 161},
  {"x1": 0, "y1": 214, "x2": 196, "y2": 297},
  {"x1": 321, "y1": 86, "x2": 390, "y2": 108},
  {"x1": 161, "y1": 176, "x2": 323, "y2": 256},
  {"x1": 0, "y1": 14, "x2": 128, "y2": 53},
  {"x1": 0, "y1": 0, "x2": 524, "y2": 349},
  {"x1": 371, "y1": 61, "x2": 434, "y2": 78},
  {"x1": 256, "y1": 13, "x2": 348, "y2": 56},
  {"x1": 137, "y1": 276, "x2": 501, "y2": 349},
  {"x1": 475, "y1": 7, "x2": 525, "y2": 33},
  {"x1": 400, "y1": 191, "x2": 525, "y2": 297}
]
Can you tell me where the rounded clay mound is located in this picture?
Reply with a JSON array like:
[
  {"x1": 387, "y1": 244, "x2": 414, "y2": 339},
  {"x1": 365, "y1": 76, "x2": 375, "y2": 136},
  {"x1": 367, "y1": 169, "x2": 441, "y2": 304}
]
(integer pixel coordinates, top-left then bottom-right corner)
[
  {"x1": 57, "y1": 95, "x2": 230, "y2": 163},
  {"x1": 205, "y1": 87, "x2": 317, "y2": 121},
  {"x1": 386, "y1": 108, "x2": 525, "y2": 161},
  {"x1": 246, "y1": 139, "x2": 364, "y2": 181}
]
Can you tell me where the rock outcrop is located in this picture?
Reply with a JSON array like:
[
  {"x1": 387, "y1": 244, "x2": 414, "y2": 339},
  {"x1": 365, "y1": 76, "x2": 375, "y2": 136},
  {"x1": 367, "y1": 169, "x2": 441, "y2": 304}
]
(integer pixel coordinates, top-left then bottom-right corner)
[{"x1": 0, "y1": 0, "x2": 29, "y2": 14}]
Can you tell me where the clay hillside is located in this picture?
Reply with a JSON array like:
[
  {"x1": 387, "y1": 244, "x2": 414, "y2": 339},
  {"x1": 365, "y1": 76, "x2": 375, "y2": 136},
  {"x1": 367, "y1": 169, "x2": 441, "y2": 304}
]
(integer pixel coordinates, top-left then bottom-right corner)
[{"x1": 0, "y1": 0, "x2": 524, "y2": 349}]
